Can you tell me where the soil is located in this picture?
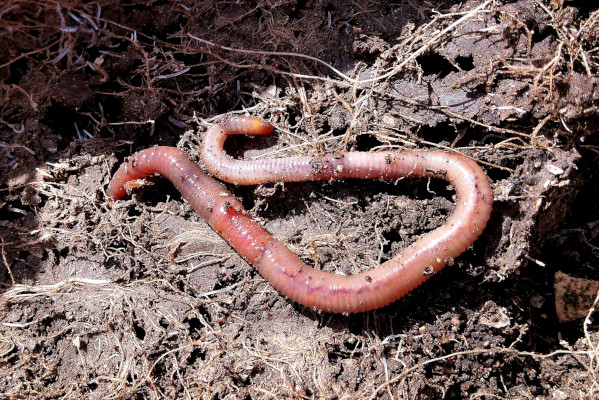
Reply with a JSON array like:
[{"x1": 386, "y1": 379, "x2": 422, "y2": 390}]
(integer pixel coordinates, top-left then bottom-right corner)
[{"x1": 1, "y1": 0, "x2": 599, "y2": 399}]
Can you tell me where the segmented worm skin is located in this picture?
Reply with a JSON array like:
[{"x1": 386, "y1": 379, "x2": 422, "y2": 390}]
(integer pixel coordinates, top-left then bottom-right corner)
[{"x1": 108, "y1": 117, "x2": 493, "y2": 314}]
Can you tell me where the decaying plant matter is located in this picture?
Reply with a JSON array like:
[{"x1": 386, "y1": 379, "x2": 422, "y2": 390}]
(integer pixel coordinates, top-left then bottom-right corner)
[{"x1": 1, "y1": 0, "x2": 598, "y2": 398}]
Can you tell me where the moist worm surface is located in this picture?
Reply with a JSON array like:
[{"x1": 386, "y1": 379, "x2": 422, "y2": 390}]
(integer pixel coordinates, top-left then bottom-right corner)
[{"x1": 107, "y1": 117, "x2": 493, "y2": 313}]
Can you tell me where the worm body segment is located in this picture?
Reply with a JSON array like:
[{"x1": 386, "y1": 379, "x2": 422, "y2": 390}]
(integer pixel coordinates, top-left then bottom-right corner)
[{"x1": 108, "y1": 117, "x2": 493, "y2": 313}]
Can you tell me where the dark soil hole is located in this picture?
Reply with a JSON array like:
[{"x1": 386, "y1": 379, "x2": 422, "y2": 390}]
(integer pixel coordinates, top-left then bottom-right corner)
[
  {"x1": 327, "y1": 343, "x2": 363, "y2": 363},
  {"x1": 540, "y1": 152, "x2": 599, "y2": 273},
  {"x1": 481, "y1": 132, "x2": 510, "y2": 146},
  {"x1": 408, "y1": 176, "x2": 453, "y2": 201},
  {"x1": 185, "y1": 306, "x2": 212, "y2": 334},
  {"x1": 356, "y1": 134, "x2": 384, "y2": 151},
  {"x1": 420, "y1": 123, "x2": 493, "y2": 149},
  {"x1": 570, "y1": 1, "x2": 598, "y2": 18},
  {"x1": 531, "y1": 25, "x2": 558, "y2": 48},
  {"x1": 223, "y1": 133, "x2": 276, "y2": 159},
  {"x1": 233, "y1": 186, "x2": 256, "y2": 211},
  {"x1": 347, "y1": 315, "x2": 365, "y2": 335},
  {"x1": 6, "y1": 56, "x2": 28, "y2": 84},
  {"x1": 324, "y1": 3, "x2": 337, "y2": 14},
  {"x1": 133, "y1": 321, "x2": 146, "y2": 340},
  {"x1": 455, "y1": 55, "x2": 475, "y2": 71},
  {"x1": 126, "y1": 205, "x2": 142, "y2": 218},
  {"x1": 42, "y1": 315, "x2": 54, "y2": 328},
  {"x1": 185, "y1": 317, "x2": 202, "y2": 333},
  {"x1": 343, "y1": 339, "x2": 363, "y2": 352},
  {"x1": 327, "y1": 347, "x2": 343, "y2": 363},
  {"x1": 486, "y1": 163, "x2": 512, "y2": 182},
  {"x1": 44, "y1": 103, "x2": 89, "y2": 151},
  {"x1": 418, "y1": 122, "x2": 455, "y2": 144},
  {"x1": 0, "y1": 197, "x2": 30, "y2": 222},
  {"x1": 133, "y1": 178, "x2": 184, "y2": 208},
  {"x1": 187, "y1": 348, "x2": 206, "y2": 364},
  {"x1": 289, "y1": 0, "x2": 308, "y2": 20},
  {"x1": 146, "y1": 125, "x2": 179, "y2": 148},
  {"x1": 382, "y1": 229, "x2": 402, "y2": 257},
  {"x1": 416, "y1": 53, "x2": 458, "y2": 79},
  {"x1": 331, "y1": 126, "x2": 345, "y2": 137}
]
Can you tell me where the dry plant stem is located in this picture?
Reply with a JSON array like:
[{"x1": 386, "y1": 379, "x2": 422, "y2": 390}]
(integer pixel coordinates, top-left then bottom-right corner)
[
  {"x1": 1, "y1": 238, "x2": 15, "y2": 286},
  {"x1": 108, "y1": 117, "x2": 493, "y2": 313}
]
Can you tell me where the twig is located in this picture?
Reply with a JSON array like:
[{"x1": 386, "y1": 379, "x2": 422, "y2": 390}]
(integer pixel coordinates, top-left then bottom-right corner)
[{"x1": 1, "y1": 237, "x2": 15, "y2": 286}]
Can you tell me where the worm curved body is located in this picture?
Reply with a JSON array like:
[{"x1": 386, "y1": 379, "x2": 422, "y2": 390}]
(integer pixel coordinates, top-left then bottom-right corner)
[{"x1": 108, "y1": 117, "x2": 493, "y2": 313}]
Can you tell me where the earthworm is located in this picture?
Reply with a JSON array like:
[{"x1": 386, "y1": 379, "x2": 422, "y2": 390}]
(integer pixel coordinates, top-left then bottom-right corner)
[{"x1": 108, "y1": 117, "x2": 493, "y2": 313}]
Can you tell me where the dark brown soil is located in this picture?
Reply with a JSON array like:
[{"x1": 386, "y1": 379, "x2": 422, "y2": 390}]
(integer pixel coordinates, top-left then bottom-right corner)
[{"x1": 1, "y1": 0, "x2": 599, "y2": 399}]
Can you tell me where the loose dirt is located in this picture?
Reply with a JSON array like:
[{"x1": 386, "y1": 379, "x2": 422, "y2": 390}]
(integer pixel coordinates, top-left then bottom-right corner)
[{"x1": 1, "y1": 1, "x2": 598, "y2": 398}]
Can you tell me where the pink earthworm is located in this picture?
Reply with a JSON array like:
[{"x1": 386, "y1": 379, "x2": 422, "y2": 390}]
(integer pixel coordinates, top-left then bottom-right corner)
[{"x1": 108, "y1": 117, "x2": 493, "y2": 314}]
